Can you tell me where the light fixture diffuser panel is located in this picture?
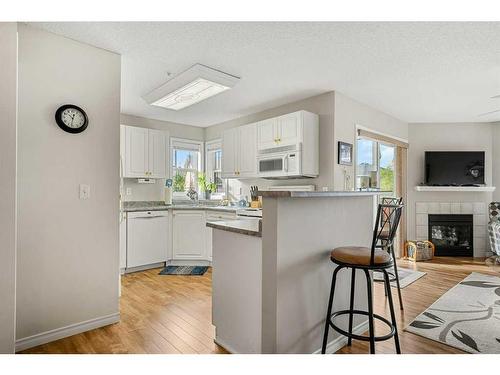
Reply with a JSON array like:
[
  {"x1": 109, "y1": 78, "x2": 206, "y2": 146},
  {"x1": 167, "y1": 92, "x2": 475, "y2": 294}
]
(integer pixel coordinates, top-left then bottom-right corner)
[
  {"x1": 144, "y1": 64, "x2": 239, "y2": 111},
  {"x1": 152, "y1": 78, "x2": 230, "y2": 110}
]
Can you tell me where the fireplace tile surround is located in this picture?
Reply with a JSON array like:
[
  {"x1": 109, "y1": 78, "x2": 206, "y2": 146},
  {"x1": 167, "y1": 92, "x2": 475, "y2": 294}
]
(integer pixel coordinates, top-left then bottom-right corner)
[{"x1": 415, "y1": 201, "x2": 487, "y2": 257}]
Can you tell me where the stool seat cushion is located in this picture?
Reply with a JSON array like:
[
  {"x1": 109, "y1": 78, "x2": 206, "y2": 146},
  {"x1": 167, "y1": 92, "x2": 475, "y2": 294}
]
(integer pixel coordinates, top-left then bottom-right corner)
[{"x1": 331, "y1": 246, "x2": 392, "y2": 265}]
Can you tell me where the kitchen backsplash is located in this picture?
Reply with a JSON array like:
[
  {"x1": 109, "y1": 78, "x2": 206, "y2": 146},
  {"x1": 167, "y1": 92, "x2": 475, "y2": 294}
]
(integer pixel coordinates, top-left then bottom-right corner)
[{"x1": 122, "y1": 178, "x2": 167, "y2": 202}]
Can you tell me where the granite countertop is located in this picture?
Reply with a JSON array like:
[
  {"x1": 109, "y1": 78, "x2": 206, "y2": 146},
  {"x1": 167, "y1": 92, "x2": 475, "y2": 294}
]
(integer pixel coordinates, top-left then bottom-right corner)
[
  {"x1": 258, "y1": 190, "x2": 391, "y2": 198},
  {"x1": 122, "y1": 201, "x2": 241, "y2": 213},
  {"x1": 206, "y1": 219, "x2": 262, "y2": 237}
]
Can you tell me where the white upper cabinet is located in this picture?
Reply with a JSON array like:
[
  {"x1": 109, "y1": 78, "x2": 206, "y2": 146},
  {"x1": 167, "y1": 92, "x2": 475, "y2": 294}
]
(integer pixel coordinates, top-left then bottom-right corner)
[
  {"x1": 148, "y1": 129, "x2": 167, "y2": 178},
  {"x1": 124, "y1": 126, "x2": 148, "y2": 178},
  {"x1": 257, "y1": 111, "x2": 302, "y2": 150},
  {"x1": 222, "y1": 123, "x2": 257, "y2": 178},
  {"x1": 257, "y1": 118, "x2": 278, "y2": 150},
  {"x1": 122, "y1": 125, "x2": 168, "y2": 178},
  {"x1": 277, "y1": 112, "x2": 300, "y2": 147},
  {"x1": 238, "y1": 124, "x2": 257, "y2": 178},
  {"x1": 222, "y1": 127, "x2": 238, "y2": 178}
]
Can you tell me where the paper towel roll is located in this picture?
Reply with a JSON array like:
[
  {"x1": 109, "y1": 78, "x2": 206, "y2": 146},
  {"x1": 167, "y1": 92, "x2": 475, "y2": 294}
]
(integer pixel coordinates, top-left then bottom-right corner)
[{"x1": 164, "y1": 187, "x2": 172, "y2": 205}]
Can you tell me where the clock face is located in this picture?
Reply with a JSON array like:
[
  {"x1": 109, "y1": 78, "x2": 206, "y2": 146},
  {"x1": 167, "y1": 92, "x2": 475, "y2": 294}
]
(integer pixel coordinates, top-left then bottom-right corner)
[
  {"x1": 61, "y1": 108, "x2": 85, "y2": 129},
  {"x1": 55, "y1": 105, "x2": 88, "y2": 134}
]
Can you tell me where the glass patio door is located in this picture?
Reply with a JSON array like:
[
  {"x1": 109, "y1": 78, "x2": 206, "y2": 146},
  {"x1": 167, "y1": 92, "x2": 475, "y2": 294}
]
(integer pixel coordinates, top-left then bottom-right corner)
[{"x1": 356, "y1": 138, "x2": 396, "y2": 197}]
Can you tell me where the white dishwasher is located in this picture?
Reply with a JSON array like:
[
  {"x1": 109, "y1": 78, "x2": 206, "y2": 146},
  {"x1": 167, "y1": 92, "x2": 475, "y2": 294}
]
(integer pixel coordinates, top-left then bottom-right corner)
[{"x1": 127, "y1": 210, "x2": 168, "y2": 269}]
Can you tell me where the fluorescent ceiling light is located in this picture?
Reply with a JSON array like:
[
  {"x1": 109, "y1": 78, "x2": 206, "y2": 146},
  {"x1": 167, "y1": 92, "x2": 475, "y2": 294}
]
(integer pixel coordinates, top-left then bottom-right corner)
[{"x1": 143, "y1": 64, "x2": 240, "y2": 110}]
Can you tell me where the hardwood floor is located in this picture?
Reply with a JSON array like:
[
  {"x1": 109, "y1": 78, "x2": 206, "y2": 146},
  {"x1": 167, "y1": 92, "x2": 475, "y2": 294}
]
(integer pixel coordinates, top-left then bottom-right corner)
[
  {"x1": 20, "y1": 257, "x2": 499, "y2": 354},
  {"x1": 21, "y1": 268, "x2": 227, "y2": 354}
]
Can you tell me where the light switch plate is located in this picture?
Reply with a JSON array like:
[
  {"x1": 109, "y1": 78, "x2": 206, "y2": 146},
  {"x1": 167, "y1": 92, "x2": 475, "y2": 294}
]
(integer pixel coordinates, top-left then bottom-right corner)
[{"x1": 79, "y1": 184, "x2": 90, "y2": 200}]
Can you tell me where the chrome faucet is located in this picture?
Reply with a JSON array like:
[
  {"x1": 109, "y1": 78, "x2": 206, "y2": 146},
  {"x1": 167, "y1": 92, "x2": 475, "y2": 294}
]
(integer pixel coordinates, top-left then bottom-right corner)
[{"x1": 186, "y1": 188, "x2": 198, "y2": 203}]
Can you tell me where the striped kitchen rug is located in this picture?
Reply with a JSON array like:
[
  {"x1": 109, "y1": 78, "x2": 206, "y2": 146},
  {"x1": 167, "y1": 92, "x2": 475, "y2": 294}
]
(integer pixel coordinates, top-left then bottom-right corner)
[{"x1": 159, "y1": 265, "x2": 208, "y2": 276}]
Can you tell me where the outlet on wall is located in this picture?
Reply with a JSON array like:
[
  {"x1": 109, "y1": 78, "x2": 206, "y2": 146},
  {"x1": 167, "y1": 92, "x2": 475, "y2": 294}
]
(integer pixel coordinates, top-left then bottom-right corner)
[
  {"x1": 126, "y1": 187, "x2": 132, "y2": 196},
  {"x1": 79, "y1": 184, "x2": 90, "y2": 200}
]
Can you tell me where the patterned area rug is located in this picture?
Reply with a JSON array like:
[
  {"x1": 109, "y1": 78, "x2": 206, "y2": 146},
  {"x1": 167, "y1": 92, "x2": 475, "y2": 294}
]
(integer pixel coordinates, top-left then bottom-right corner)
[
  {"x1": 405, "y1": 272, "x2": 500, "y2": 354},
  {"x1": 373, "y1": 267, "x2": 426, "y2": 288},
  {"x1": 159, "y1": 266, "x2": 208, "y2": 276}
]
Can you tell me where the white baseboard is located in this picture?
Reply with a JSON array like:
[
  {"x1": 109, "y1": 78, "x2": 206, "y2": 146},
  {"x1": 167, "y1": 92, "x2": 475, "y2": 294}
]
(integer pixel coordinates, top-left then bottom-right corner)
[
  {"x1": 313, "y1": 320, "x2": 369, "y2": 354},
  {"x1": 124, "y1": 262, "x2": 166, "y2": 274},
  {"x1": 216, "y1": 320, "x2": 369, "y2": 354},
  {"x1": 15, "y1": 312, "x2": 120, "y2": 352}
]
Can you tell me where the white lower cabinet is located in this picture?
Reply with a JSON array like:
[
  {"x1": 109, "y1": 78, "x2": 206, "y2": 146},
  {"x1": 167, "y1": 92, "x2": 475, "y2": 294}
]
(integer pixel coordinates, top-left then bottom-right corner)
[
  {"x1": 172, "y1": 210, "x2": 207, "y2": 260},
  {"x1": 122, "y1": 209, "x2": 238, "y2": 269}
]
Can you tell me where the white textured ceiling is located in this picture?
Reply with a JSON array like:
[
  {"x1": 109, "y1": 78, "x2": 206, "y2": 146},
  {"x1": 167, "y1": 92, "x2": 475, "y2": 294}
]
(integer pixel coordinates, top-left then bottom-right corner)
[{"x1": 30, "y1": 22, "x2": 500, "y2": 127}]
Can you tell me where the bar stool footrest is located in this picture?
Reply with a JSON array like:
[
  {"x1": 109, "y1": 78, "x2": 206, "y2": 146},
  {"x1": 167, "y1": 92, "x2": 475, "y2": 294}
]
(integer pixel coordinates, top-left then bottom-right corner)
[{"x1": 328, "y1": 309, "x2": 396, "y2": 342}]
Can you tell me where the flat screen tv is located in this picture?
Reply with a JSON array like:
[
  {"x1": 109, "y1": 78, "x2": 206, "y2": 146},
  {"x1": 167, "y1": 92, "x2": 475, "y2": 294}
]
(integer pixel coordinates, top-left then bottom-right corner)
[{"x1": 425, "y1": 151, "x2": 485, "y2": 186}]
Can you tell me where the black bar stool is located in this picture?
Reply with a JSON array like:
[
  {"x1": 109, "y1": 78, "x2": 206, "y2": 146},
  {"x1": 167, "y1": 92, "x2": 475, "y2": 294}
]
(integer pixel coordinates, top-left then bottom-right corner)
[
  {"x1": 376, "y1": 197, "x2": 404, "y2": 310},
  {"x1": 321, "y1": 203, "x2": 403, "y2": 354}
]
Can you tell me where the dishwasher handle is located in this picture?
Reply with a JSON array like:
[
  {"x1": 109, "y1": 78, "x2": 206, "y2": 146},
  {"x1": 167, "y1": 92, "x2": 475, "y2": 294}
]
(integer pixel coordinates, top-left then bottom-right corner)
[{"x1": 128, "y1": 211, "x2": 168, "y2": 219}]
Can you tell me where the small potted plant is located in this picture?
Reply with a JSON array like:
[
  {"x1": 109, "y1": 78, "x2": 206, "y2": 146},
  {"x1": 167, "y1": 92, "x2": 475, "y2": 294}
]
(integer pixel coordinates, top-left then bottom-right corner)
[{"x1": 198, "y1": 173, "x2": 217, "y2": 200}]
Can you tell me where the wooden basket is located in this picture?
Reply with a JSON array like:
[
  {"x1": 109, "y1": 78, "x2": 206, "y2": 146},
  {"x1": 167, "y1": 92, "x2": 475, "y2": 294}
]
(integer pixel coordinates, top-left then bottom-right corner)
[{"x1": 404, "y1": 240, "x2": 435, "y2": 262}]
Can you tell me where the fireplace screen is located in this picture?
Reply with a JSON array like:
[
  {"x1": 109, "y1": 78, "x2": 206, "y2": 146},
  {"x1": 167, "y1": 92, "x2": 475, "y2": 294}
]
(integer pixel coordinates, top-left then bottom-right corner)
[{"x1": 428, "y1": 214, "x2": 473, "y2": 256}]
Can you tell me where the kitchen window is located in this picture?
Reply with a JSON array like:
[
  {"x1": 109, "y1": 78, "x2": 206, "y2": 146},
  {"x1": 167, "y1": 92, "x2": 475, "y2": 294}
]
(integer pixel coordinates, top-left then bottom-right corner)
[
  {"x1": 205, "y1": 139, "x2": 225, "y2": 199},
  {"x1": 171, "y1": 138, "x2": 203, "y2": 198}
]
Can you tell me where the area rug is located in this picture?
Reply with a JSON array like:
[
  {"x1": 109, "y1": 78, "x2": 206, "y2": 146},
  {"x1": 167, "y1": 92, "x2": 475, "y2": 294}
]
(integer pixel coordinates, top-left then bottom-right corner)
[
  {"x1": 159, "y1": 266, "x2": 208, "y2": 276},
  {"x1": 405, "y1": 272, "x2": 500, "y2": 354},
  {"x1": 373, "y1": 267, "x2": 426, "y2": 288}
]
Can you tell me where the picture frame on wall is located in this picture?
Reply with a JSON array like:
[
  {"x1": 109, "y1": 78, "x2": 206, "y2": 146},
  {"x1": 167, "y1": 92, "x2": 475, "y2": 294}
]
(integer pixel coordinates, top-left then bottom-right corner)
[{"x1": 338, "y1": 141, "x2": 353, "y2": 165}]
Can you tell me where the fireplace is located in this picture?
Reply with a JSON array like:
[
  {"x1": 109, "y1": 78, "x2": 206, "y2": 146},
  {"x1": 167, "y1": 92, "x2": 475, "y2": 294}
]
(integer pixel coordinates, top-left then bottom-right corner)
[{"x1": 428, "y1": 214, "x2": 473, "y2": 256}]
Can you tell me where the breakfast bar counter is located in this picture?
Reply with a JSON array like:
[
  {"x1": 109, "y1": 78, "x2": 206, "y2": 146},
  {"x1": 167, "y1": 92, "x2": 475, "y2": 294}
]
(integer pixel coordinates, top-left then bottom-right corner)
[{"x1": 211, "y1": 190, "x2": 381, "y2": 354}]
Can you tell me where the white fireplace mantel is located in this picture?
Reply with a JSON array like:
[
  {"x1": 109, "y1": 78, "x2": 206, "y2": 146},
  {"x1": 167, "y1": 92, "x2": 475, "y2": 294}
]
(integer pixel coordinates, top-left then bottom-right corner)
[{"x1": 414, "y1": 186, "x2": 496, "y2": 192}]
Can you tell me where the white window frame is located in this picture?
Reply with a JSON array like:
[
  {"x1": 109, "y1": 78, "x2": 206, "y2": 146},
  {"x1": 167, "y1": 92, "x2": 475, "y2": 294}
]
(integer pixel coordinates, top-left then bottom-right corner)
[
  {"x1": 170, "y1": 137, "x2": 204, "y2": 199},
  {"x1": 205, "y1": 139, "x2": 225, "y2": 200}
]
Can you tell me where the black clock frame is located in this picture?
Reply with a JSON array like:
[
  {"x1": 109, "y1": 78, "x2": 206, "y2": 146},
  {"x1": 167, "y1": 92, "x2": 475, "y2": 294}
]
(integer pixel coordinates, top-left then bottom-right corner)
[{"x1": 55, "y1": 104, "x2": 89, "y2": 134}]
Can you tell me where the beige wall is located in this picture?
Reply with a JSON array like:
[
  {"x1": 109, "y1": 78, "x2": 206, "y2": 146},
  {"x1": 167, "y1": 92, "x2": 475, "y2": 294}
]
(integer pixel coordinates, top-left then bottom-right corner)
[
  {"x1": 16, "y1": 25, "x2": 121, "y2": 344},
  {"x1": 120, "y1": 113, "x2": 204, "y2": 141},
  {"x1": 0, "y1": 22, "x2": 18, "y2": 354},
  {"x1": 333, "y1": 92, "x2": 408, "y2": 191},
  {"x1": 407, "y1": 123, "x2": 494, "y2": 253},
  {"x1": 120, "y1": 114, "x2": 205, "y2": 201}
]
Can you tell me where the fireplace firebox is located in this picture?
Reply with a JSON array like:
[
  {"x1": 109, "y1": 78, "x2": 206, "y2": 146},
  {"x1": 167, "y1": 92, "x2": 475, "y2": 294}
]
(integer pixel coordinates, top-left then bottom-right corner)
[{"x1": 428, "y1": 214, "x2": 473, "y2": 256}]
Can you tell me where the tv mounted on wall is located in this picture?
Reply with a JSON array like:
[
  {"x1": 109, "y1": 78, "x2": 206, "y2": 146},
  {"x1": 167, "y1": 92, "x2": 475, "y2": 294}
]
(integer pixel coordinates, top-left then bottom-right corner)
[{"x1": 424, "y1": 151, "x2": 485, "y2": 186}]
